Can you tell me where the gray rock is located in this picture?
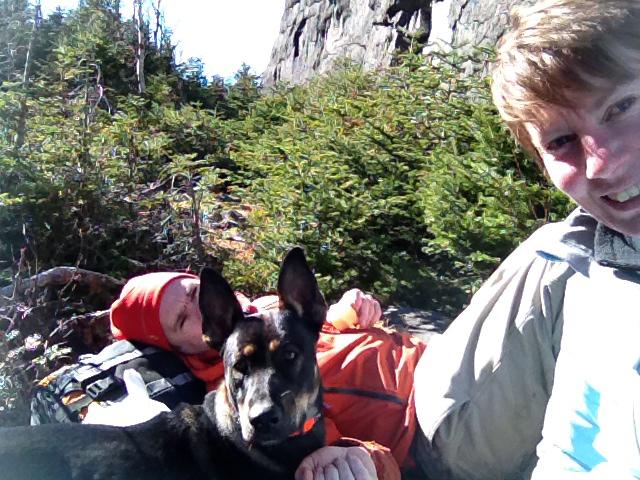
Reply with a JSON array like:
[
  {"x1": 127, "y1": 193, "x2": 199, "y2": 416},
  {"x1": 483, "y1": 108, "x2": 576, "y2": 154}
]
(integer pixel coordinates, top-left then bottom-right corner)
[
  {"x1": 263, "y1": 0, "x2": 534, "y2": 86},
  {"x1": 383, "y1": 305, "x2": 449, "y2": 342},
  {"x1": 263, "y1": 0, "x2": 432, "y2": 87},
  {"x1": 427, "y1": 0, "x2": 536, "y2": 51}
]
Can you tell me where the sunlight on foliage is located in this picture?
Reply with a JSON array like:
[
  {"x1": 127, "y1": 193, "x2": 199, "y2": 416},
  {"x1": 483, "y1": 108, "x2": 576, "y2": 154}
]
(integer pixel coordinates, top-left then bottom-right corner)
[
  {"x1": 225, "y1": 51, "x2": 572, "y2": 311},
  {"x1": 0, "y1": 0, "x2": 573, "y2": 424}
]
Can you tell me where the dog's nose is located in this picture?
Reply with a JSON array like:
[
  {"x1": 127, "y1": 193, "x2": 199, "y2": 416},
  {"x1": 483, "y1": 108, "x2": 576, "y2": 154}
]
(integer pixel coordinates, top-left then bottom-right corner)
[{"x1": 248, "y1": 403, "x2": 281, "y2": 432}]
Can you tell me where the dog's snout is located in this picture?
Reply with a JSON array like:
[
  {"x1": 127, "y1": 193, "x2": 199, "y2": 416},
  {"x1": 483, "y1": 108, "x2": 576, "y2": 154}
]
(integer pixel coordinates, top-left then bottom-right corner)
[{"x1": 248, "y1": 403, "x2": 281, "y2": 432}]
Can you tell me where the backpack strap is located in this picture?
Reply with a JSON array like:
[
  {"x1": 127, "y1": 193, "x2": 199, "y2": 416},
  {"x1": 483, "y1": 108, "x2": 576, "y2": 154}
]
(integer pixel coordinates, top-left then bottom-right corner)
[
  {"x1": 75, "y1": 341, "x2": 161, "y2": 399},
  {"x1": 146, "y1": 372, "x2": 195, "y2": 398}
]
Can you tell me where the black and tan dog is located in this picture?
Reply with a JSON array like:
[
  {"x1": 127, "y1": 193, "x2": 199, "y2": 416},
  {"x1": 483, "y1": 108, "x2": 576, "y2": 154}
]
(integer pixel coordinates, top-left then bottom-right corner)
[{"x1": 0, "y1": 248, "x2": 327, "y2": 479}]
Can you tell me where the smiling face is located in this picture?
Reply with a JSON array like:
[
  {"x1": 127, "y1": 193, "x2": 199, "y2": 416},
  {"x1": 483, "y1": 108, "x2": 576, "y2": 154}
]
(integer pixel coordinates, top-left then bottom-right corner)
[{"x1": 525, "y1": 78, "x2": 640, "y2": 236}]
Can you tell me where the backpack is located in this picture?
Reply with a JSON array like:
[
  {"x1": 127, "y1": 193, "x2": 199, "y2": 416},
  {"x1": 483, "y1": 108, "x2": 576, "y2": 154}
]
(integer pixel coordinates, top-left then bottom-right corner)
[{"x1": 30, "y1": 340, "x2": 206, "y2": 425}]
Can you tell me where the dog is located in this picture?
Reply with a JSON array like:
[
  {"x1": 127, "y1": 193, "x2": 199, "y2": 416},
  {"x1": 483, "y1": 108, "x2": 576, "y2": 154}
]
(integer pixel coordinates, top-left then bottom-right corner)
[{"x1": 0, "y1": 247, "x2": 327, "y2": 479}]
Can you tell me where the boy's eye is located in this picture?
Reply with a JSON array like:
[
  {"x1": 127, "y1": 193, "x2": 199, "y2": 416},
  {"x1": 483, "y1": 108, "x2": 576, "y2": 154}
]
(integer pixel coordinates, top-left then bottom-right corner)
[
  {"x1": 545, "y1": 134, "x2": 578, "y2": 152},
  {"x1": 176, "y1": 312, "x2": 187, "y2": 329},
  {"x1": 604, "y1": 96, "x2": 636, "y2": 122}
]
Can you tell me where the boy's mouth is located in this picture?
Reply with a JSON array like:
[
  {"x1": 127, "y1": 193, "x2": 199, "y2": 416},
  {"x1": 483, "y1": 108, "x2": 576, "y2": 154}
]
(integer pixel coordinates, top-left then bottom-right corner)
[{"x1": 606, "y1": 182, "x2": 640, "y2": 203}]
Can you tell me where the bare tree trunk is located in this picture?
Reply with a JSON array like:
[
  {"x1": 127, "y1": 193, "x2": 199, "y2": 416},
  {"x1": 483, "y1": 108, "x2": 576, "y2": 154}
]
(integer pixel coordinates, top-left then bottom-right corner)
[
  {"x1": 153, "y1": 0, "x2": 162, "y2": 49},
  {"x1": 189, "y1": 184, "x2": 206, "y2": 265},
  {"x1": 15, "y1": 2, "x2": 41, "y2": 149},
  {"x1": 134, "y1": 0, "x2": 146, "y2": 94},
  {"x1": 21, "y1": 2, "x2": 40, "y2": 85}
]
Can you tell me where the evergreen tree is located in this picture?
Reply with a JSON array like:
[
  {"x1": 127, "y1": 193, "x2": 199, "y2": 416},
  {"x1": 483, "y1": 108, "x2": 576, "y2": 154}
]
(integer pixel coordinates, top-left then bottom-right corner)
[{"x1": 223, "y1": 63, "x2": 261, "y2": 118}]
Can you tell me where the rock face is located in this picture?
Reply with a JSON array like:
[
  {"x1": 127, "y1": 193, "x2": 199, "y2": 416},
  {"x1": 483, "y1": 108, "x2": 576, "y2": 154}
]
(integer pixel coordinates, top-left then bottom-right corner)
[
  {"x1": 264, "y1": 0, "x2": 431, "y2": 86},
  {"x1": 263, "y1": 0, "x2": 534, "y2": 86},
  {"x1": 428, "y1": 0, "x2": 535, "y2": 49}
]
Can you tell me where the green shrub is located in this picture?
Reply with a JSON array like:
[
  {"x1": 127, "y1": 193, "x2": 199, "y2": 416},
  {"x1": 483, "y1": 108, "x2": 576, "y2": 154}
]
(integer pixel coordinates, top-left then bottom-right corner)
[{"x1": 224, "y1": 51, "x2": 572, "y2": 313}]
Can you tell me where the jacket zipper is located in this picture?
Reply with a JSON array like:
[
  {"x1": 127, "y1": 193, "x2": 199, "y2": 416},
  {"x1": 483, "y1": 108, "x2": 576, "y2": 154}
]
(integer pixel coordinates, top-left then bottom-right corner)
[{"x1": 323, "y1": 386, "x2": 406, "y2": 406}]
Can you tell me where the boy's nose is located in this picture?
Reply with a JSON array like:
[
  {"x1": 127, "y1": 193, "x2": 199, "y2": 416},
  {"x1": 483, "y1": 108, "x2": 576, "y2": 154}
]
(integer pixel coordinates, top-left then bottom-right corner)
[{"x1": 582, "y1": 134, "x2": 616, "y2": 179}]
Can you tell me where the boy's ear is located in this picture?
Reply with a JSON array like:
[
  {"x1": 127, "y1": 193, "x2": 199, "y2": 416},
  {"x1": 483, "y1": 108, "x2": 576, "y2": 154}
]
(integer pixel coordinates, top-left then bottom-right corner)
[
  {"x1": 199, "y1": 267, "x2": 244, "y2": 351},
  {"x1": 277, "y1": 247, "x2": 327, "y2": 334}
]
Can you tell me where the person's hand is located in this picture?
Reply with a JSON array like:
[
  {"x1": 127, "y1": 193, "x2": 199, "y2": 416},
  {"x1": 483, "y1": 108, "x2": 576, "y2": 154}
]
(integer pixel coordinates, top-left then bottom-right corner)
[
  {"x1": 83, "y1": 369, "x2": 170, "y2": 426},
  {"x1": 327, "y1": 289, "x2": 382, "y2": 329},
  {"x1": 348, "y1": 289, "x2": 382, "y2": 328},
  {"x1": 234, "y1": 291, "x2": 252, "y2": 312},
  {"x1": 295, "y1": 446, "x2": 377, "y2": 480}
]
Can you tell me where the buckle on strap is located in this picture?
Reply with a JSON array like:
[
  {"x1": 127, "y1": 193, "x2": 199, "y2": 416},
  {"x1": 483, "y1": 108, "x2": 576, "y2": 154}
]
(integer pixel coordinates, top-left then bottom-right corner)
[{"x1": 85, "y1": 376, "x2": 122, "y2": 400}]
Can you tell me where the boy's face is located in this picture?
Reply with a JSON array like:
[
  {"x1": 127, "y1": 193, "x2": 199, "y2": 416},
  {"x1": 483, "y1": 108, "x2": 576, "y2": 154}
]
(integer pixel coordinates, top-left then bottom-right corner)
[
  {"x1": 525, "y1": 77, "x2": 640, "y2": 236},
  {"x1": 159, "y1": 277, "x2": 210, "y2": 354}
]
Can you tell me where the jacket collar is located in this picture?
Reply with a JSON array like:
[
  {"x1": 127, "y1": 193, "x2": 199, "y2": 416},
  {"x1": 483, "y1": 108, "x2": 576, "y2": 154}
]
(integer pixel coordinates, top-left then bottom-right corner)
[
  {"x1": 593, "y1": 222, "x2": 640, "y2": 271},
  {"x1": 536, "y1": 208, "x2": 640, "y2": 273}
]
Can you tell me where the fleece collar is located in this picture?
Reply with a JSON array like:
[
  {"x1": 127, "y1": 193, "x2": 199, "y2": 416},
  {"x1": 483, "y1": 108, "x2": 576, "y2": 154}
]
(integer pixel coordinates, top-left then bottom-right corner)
[
  {"x1": 535, "y1": 208, "x2": 640, "y2": 274},
  {"x1": 593, "y1": 222, "x2": 640, "y2": 271}
]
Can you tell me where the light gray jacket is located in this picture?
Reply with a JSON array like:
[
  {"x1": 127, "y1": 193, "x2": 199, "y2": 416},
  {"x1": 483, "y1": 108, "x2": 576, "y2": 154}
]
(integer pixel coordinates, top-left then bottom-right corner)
[{"x1": 412, "y1": 209, "x2": 640, "y2": 479}]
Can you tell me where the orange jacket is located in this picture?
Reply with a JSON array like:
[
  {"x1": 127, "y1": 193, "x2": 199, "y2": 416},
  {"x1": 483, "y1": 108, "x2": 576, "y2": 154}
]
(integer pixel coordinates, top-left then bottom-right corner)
[{"x1": 317, "y1": 323, "x2": 427, "y2": 480}]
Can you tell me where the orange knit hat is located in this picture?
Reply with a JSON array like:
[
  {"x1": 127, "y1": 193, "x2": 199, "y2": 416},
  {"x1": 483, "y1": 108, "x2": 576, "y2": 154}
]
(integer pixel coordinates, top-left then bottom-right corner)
[{"x1": 110, "y1": 272, "x2": 198, "y2": 350}]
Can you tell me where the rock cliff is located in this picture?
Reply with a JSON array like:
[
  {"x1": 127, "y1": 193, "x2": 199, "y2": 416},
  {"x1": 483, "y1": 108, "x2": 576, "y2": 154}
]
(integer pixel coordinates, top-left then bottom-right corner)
[{"x1": 263, "y1": 0, "x2": 534, "y2": 86}]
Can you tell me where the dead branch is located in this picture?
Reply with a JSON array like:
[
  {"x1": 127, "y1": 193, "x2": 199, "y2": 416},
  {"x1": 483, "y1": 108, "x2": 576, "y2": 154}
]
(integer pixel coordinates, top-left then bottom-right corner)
[
  {"x1": 1, "y1": 267, "x2": 124, "y2": 306},
  {"x1": 47, "y1": 309, "x2": 110, "y2": 341}
]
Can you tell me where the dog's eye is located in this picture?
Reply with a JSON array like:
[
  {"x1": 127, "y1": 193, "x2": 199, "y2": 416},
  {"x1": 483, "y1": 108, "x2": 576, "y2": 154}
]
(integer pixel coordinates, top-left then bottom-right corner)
[{"x1": 282, "y1": 348, "x2": 298, "y2": 362}]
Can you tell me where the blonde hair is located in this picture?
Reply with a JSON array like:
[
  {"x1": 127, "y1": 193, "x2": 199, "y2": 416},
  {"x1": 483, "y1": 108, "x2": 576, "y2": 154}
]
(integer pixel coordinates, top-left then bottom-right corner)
[{"x1": 491, "y1": 0, "x2": 640, "y2": 161}]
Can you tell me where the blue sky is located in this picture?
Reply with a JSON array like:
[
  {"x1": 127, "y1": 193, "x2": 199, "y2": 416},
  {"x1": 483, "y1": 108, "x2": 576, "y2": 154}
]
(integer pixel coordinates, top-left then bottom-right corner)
[{"x1": 40, "y1": 0, "x2": 284, "y2": 80}]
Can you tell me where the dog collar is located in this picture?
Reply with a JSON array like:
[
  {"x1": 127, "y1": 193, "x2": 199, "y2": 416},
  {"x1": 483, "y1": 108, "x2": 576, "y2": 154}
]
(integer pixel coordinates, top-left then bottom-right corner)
[{"x1": 289, "y1": 413, "x2": 322, "y2": 437}]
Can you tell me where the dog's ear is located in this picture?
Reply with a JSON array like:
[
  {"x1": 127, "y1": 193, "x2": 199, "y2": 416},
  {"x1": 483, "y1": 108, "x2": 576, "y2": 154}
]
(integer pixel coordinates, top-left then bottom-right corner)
[
  {"x1": 277, "y1": 247, "x2": 327, "y2": 334},
  {"x1": 199, "y1": 267, "x2": 244, "y2": 351}
]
